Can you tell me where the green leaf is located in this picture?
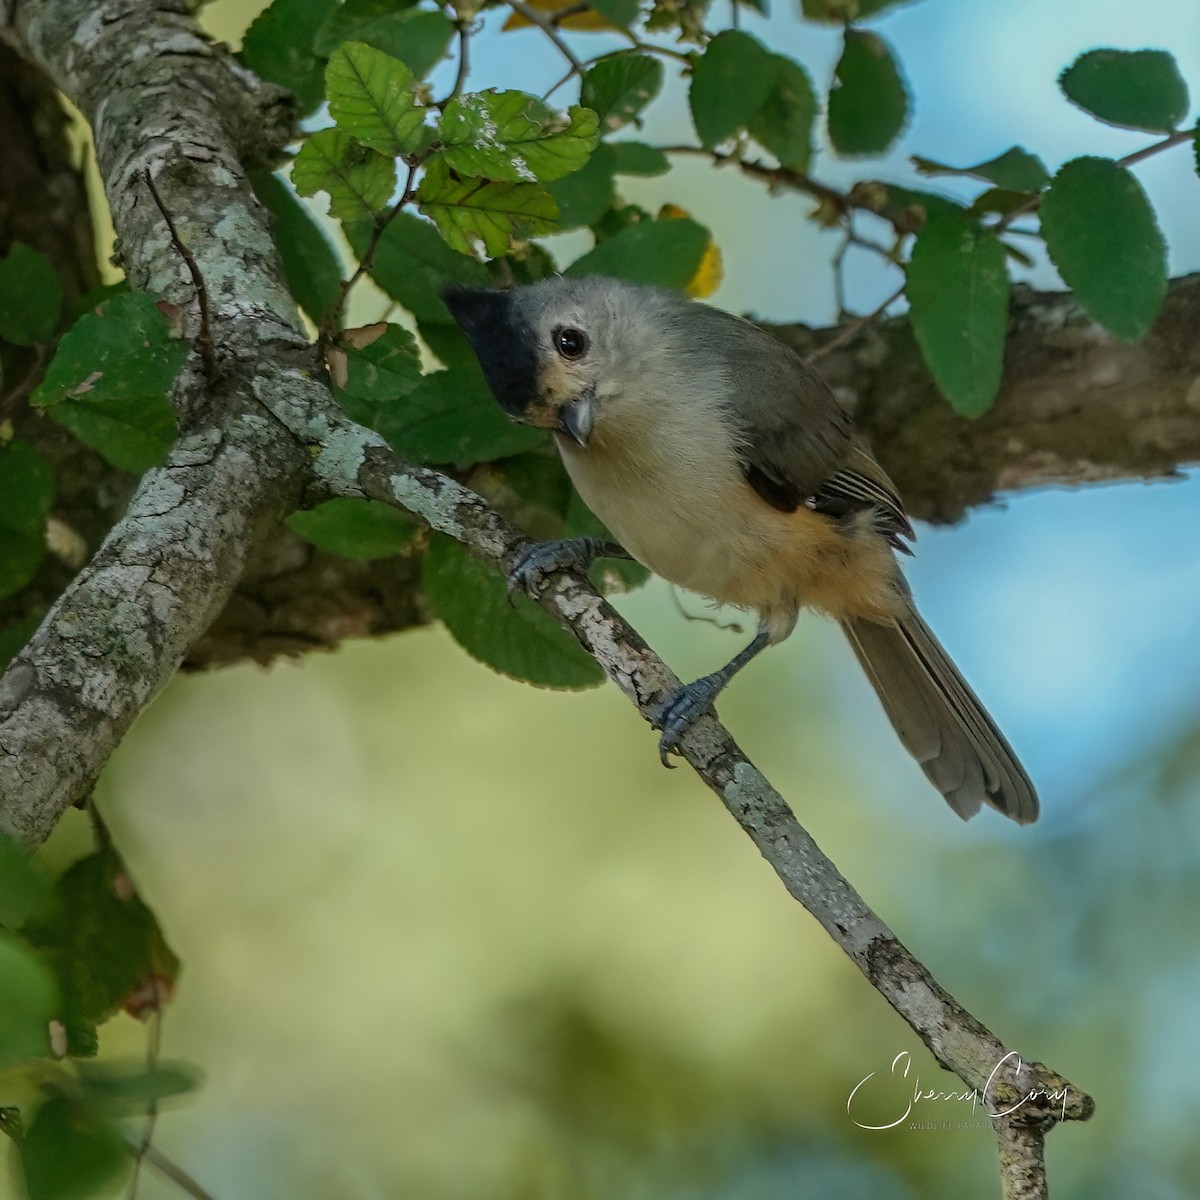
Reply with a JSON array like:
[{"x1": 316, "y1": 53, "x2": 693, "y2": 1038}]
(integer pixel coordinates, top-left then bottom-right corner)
[
  {"x1": 344, "y1": 213, "x2": 491, "y2": 324},
  {"x1": 314, "y1": 0, "x2": 416, "y2": 53},
  {"x1": 240, "y1": 0, "x2": 340, "y2": 113},
  {"x1": 334, "y1": 323, "x2": 423, "y2": 428},
  {"x1": 0, "y1": 243, "x2": 62, "y2": 346},
  {"x1": 565, "y1": 217, "x2": 711, "y2": 290},
  {"x1": 287, "y1": 498, "x2": 415, "y2": 559},
  {"x1": 912, "y1": 146, "x2": 1050, "y2": 193},
  {"x1": 610, "y1": 141, "x2": 669, "y2": 176},
  {"x1": 906, "y1": 214, "x2": 1009, "y2": 417},
  {"x1": 827, "y1": 29, "x2": 908, "y2": 157},
  {"x1": 0, "y1": 835, "x2": 57, "y2": 930},
  {"x1": 20, "y1": 1096, "x2": 127, "y2": 1200},
  {"x1": 292, "y1": 128, "x2": 397, "y2": 224},
  {"x1": 1060, "y1": 49, "x2": 1189, "y2": 133},
  {"x1": 23, "y1": 848, "x2": 180, "y2": 1057},
  {"x1": 359, "y1": 11, "x2": 455, "y2": 79},
  {"x1": 30, "y1": 293, "x2": 184, "y2": 473},
  {"x1": 689, "y1": 31, "x2": 778, "y2": 148},
  {"x1": 0, "y1": 933, "x2": 56, "y2": 1070},
  {"x1": 581, "y1": 55, "x2": 664, "y2": 132},
  {"x1": 379, "y1": 355, "x2": 546, "y2": 463},
  {"x1": 1040, "y1": 156, "x2": 1167, "y2": 342},
  {"x1": 77, "y1": 1062, "x2": 200, "y2": 1116},
  {"x1": 250, "y1": 171, "x2": 343, "y2": 326},
  {"x1": 326, "y1": 41, "x2": 426, "y2": 158},
  {"x1": 0, "y1": 439, "x2": 53, "y2": 600},
  {"x1": 417, "y1": 157, "x2": 558, "y2": 258},
  {"x1": 547, "y1": 144, "x2": 616, "y2": 230},
  {"x1": 588, "y1": 0, "x2": 639, "y2": 29},
  {"x1": 440, "y1": 93, "x2": 599, "y2": 184},
  {"x1": 423, "y1": 534, "x2": 603, "y2": 689},
  {"x1": 749, "y1": 56, "x2": 817, "y2": 172}
]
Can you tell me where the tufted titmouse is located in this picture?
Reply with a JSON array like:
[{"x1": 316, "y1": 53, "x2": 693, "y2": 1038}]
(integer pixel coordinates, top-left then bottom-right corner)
[{"x1": 444, "y1": 276, "x2": 1037, "y2": 823}]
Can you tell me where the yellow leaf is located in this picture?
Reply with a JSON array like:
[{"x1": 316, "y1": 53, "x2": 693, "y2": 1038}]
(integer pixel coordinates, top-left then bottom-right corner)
[
  {"x1": 502, "y1": 0, "x2": 616, "y2": 32},
  {"x1": 657, "y1": 204, "x2": 723, "y2": 297}
]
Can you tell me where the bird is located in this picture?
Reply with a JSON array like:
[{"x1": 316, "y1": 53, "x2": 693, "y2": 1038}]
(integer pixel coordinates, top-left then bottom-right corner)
[{"x1": 443, "y1": 275, "x2": 1038, "y2": 824}]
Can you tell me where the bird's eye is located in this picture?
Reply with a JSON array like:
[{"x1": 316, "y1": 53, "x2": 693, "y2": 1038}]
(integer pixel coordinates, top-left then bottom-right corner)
[{"x1": 554, "y1": 327, "x2": 588, "y2": 361}]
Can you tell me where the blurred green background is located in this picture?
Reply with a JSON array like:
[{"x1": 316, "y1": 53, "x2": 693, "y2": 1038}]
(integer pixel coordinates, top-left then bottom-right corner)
[{"x1": 12, "y1": 0, "x2": 1200, "y2": 1196}]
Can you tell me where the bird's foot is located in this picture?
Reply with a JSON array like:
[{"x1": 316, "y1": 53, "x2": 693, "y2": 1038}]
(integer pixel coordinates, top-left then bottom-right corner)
[
  {"x1": 652, "y1": 673, "x2": 726, "y2": 767},
  {"x1": 506, "y1": 537, "x2": 604, "y2": 603}
]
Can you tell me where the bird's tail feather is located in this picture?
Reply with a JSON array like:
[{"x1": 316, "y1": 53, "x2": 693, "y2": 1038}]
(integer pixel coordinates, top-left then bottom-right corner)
[{"x1": 840, "y1": 607, "x2": 1038, "y2": 823}]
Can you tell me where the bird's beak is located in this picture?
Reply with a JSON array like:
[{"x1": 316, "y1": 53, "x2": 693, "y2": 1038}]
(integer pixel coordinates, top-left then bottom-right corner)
[{"x1": 558, "y1": 387, "x2": 596, "y2": 447}]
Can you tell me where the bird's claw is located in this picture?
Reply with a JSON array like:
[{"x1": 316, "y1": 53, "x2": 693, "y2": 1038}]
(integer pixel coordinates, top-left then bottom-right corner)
[
  {"x1": 506, "y1": 539, "x2": 595, "y2": 605},
  {"x1": 652, "y1": 676, "x2": 722, "y2": 766}
]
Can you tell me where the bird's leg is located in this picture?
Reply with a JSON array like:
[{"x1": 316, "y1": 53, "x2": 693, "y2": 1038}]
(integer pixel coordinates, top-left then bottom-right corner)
[
  {"x1": 653, "y1": 627, "x2": 771, "y2": 765},
  {"x1": 507, "y1": 536, "x2": 630, "y2": 601}
]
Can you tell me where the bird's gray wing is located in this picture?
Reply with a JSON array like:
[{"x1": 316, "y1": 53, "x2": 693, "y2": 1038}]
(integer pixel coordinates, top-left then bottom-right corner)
[{"x1": 698, "y1": 310, "x2": 914, "y2": 550}]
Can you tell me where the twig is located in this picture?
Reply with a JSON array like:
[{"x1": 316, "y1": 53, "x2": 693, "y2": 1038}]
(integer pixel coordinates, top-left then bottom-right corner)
[
  {"x1": 437, "y1": 20, "x2": 471, "y2": 107},
  {"x1": 125, "y1": 1004, "x2": 163, "y2": 1200},
  {"x1": 548, "y1": 1, "x2": 590, "y2": 24},
  {"x1": 506, "y1": 0, "x2": 583, "y2": 72},
  {"x1": 321, "y1": 161, "x2": 419, "y2": 339},
  {"x1": 806, "y1": 282, "x2": 905, "y2": 366},
  {"x1": 143, "y1": 169, "x2": 216, "y2": 385},
  {"x1": 122, "y1": 1133, "x2": 220, "y2": 1200}
]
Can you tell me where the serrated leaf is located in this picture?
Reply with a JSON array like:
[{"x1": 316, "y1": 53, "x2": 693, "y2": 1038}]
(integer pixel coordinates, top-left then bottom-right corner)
[
  {"x1": 565, "y1": 216, "x2": 711, "y2": 290},
  {"x1": 689, "y1": 31, "x2": 778, "y2": 148},
  {"x1": 314, "y1": 0, "x2": 416, "y2": 54},
  {"x1": 906, "y1": 214, "x2": 1009, "y2": 417},
  {"x1": 547, "y1": 144, "x2": 616, "y2": 230},
  {"x1": 250, "y1": 171, "x2": 343, "y2": 326},
  {"x1": 440, "y1": 93, "x2": 599, "y2": 184},
  {"x1": 0, "y1": 835, "x2": 57, "y2": 930},
  {"x1": 334, "y1": 323, "x2": 424, "y2": 428},
  {"x1": 581, "y1": 55, "x2": 664, "y2": 132},
  {"x1": 423, "y1": 534, "x2": 603, "y2": 689},
  {"x1": 23, "y1": 848, "x2": 180, "y2": 1057},
  {"x1": 912, "y1": 146, "x2": 1050, "y2": 193},
  {"x1": 0, "y1": 440, "x2": 53, "y2": 600},
  {"x1": 344, "y1": 213, "x2": 491, "y2": 324},
  {"x1": 326, "y1": 41, "x2": 426, "y2": 157},
  {"x1": 749, "y1": 56, "x2": 817, "y2": 172},
  {"x1": 20, "y1": 1096, "x2": 127, "y2": 1200},
  {"x1": 240, "y1": 0, "x2": 339, "y2": 112},
  {"x1": 287, "y1": 498, "x2": 416, "y2": 559},
  {"x1": 379, "y1": 356, "x2": 546, "y2": 463},
  {"x1": 30, "y1": 293, "x2": 184, "y2": 473},
  {"x1": 610, "y1": 141, "x2": 669, "y2": 176},
  {"x1": 588, "y1": 0, "x2": 639, "y2": 29},
  {"x1": 0, "y1": 243, "x2": 62, "y2": 346},
  {"x1": 292, "y1": 128, "x2": 397, "y2": 224},
  {"x1": 417, "y1": 158, "x2": 558, "y2": 257},
  {"x1": 1040, "y1": 156, "x2": 1167, "y2": 342},
  {"x1": 827, "y1": 29, "x2": 908, "y2": 157},
  {"x1": 1060, "y1": 49, "x2": 1188, "y2": 133},
  {"x1": 357, "y1": 11, "x2": 455, "y2": 79},
  {"x1": 0, "y1": 933, "x2": 57, "y2": 1070}
]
